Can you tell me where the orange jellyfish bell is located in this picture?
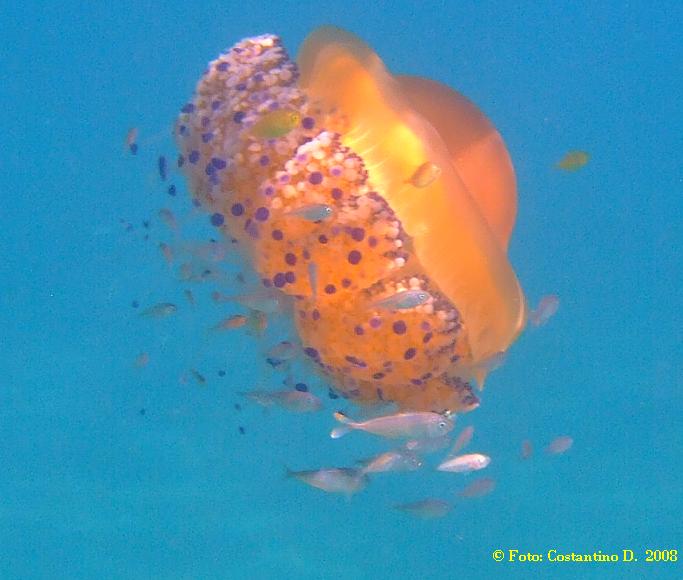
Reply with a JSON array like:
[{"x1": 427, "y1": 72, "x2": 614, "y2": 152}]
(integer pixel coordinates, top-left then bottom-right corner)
[
  {"x1": 297, "y1": 27, "x2": 526, "y2": 366},
  {"x1": 175, "y1": 27, "x2": 527, "y2": 413}
]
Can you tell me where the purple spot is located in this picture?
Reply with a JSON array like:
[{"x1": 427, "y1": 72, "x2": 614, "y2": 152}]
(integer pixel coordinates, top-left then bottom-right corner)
[
  {"x1": 312, "y1": 309, "x2": 320, "y2": 321},
  {"x1": 233, "y1": 111, "x2": 246, "y2": 123},
  {"x1": 302, "y1": 116, "x2": 315, "y2": 130},
  {"x1": 167, "y1": 185, "x2": 177, "y2": 196},
  {"x1": 393, "y1": 320, "x2": 407, "y2": 335},
  {"x1": 202, "y1": 132, "x2": 213, "y2": 143},
  {"x1": 295, "y1": 383, "x2": 308, "y2": 392},
  {"x1": 259, "y1": 155, "x2": 270, "y2": 166},
  {"x1": 273, "y1": 273, "x2": 286, "y2": 288},
  {"x1": 331, "y1": 188, "x2": 343, "y2": 200},
  {"x1": 411, "y1": 378, "x2": 423, "y2": 386},
  {"x1": 263, "y1": 185, "x2": 274, "y2": 196},
  {"x1": 181, "y1": 103, "x2": 195, "y2": 113},
  {"x1": 279, "y1": 174, "x2": 290, "y2": 184},
  {"x1": 177, "y1": 155, "x2": 185, "y2": 168},
  {"x1": 304, "y1": 347, "x2": 319, "y2": 359},
  {"x1": 262, "y1": 278, "x2": 272, "y2": 288},
  {"x1": 285, "y1": 253, "x2": 297, "y2": 266},
  {"x1": 318, "y1": 234, "x2": 328, "y2": 244},
  {"x1": 211, "y1": 100, "x2": 222, "y2": 110},
  {"x1": 369, "y1": 317, "x2": 382, "y2": 329},
  {"x1": 188, "y1": 150, "x2": 200, "y2": 164},
  {"x1": 354, "y1": 325, "x2": 364, "y2": 336},
  {"x1": 422, "y1": 332, "x2": 433, "y2": 344},
  {"x1": 348, "y1": 250, "x2": 362, "y2": 265},
  {"x1": 420, "y1": 321, "x2": 431, "y2": 331},
  {"x1": 302, "y1": 249, "x2": 311, "y2": 260},
  {"x1": 201, "y1": 116, "x2": 210, "y2": 128},
  {"x1": 210, "y1": 213, "x2": 225, "y2": 227},
  {"x1": 324, "y1": 284, "x2": 336, "y2": 294},
  {"x1": 373, "y1": 373, "x2": 385, "y2": 380},
  {"x1": 230, "y1": 203, "x2": 244, "y2": 217},
  {"x1": 284, "y1": 271, "x2": 296, "y2": 284},
  {"x1": 345, "y1": 355, "x2": 367, "y2": 368},
  {"x1": 368, "y1": 236, "x2": 378, "y2": 248},
  {"x1": 204, "y1": 163, "x2": 215, "y2": 176},
  {"x1": 341, "y1": 278, "x2": 351, "y2": 288},
  {"x1": 404, "y1": 348, "x2": 417, "y2": 360},
  {"x1": 351, "y1": 227, "x2": 365, "y2": 242},
  {"x1": 308, "y1": 172, "x2": 323, "y2": 185},
  {"x1": 211, "y1": 157, "x2": 226, "y2": 169},
  {"x1": 254, "y1": 207, "x2": 269, "y2": 222},
  {"x1": 235, "y1": 82, "x2": 247, "y2": 91},
  {"x1": 272, "y1": 229, "x2": 283, "y2": 241},
  {"x1": 216, "y1": 62, "x2": 229, "y2": 72}
]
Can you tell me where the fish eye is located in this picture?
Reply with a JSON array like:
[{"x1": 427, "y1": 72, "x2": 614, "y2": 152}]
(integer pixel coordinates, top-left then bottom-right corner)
[{"x1": 438, "y1": 420, "x2": 447, "y2": 430}]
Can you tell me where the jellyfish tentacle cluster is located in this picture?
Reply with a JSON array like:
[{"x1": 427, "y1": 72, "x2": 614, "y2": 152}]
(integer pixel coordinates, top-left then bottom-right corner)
[{"x1": 176, "y1": 30, "x2": 525, "y2": 413}]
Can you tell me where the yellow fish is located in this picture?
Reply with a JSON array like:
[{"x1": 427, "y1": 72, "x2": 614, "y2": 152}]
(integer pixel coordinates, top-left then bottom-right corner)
[
  {"x1": 555, "y1": 150, "x2": 589, "y2": 171},
  {"x1": 250, "y1": 109, "x2": 301, "y2": 139}
]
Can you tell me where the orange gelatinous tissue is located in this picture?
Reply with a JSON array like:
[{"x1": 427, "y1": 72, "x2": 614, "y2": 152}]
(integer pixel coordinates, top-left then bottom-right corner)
[{"x1": 175, "y1": 27, "x2": 527, "y2": 413}]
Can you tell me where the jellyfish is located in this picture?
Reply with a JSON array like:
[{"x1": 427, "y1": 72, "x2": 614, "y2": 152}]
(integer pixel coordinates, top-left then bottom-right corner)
[{"x1": 175, "y1": 27, "x2": 526, "y2": 413}]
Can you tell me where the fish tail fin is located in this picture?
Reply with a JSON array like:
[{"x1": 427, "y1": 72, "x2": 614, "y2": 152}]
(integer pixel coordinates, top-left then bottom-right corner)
[
  {"x1": 330, "y1": 426, "x2": 351, "y2": 439},
  {"x1": 331, "y1": 411, "x2": 354, "y2": 438}
]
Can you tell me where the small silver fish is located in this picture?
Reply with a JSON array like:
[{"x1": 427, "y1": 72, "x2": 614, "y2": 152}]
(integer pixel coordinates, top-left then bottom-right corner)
[
  {"x1": 546, "y1": 435, "x2": 573, "y2": 455},
  {"x1": 286, "y1": 467, "x2": 368, "y2": 495},
  {"x1": 308, "y1": 261, "x2": 318, "y2": 299},
  {"x1": 373, "y1": 289, "x2": 431, "y2": 311},
  {"x1": 285, "y1": 204, "x2": 334, "y2": 222},
  {"x1": 406, "y1": 161, "x2": 442, "y2": 188},
  {"x1": 133, "y1": 352, "x2": 150, "y2": 368},
  {"x1": 242, "y1": 390, "x2": 322, "y2": 413},
  {"x1": 210, "y1": 315, "x2": 248, "y2": 331},
  {"x1": 437, "y1": 453, "x2": 491, "y2": 473},
  {"x1": 447, "y1": 426, "x2": 475, "y2": 457},
  {"x1": 529, "y1": 294, "x2": 559, "y2": 327},
  {"x1": 139, "y1": 302, "x2": 177, "y2": 319},
  {"x1": 331, "y1": 410, "x2": 454, "y2": 440},
  {"x1": 158, "y1": 208, "x2": 178, "y2": 231},
  {"x1": 357, "y1": 449, "x2": 423, "y2": 474},
  {"x1": 212, "y1": 288, "x2": 285, "y2": 314},
  {"x1": 159, "y1": 242, "x2": 174, "y2": 264},
  {"x1": 520, "y1": 439, "x2": 533, "y2": 460},
  {"x1": 394, "y1": 498, "x2": 451, "y2": 519},
  {"x1": 266, "y1": 341, "x2": 299, "y2": 361},
  {"x1": 459, "y1": 477, "x2": 495, "y2": 498}
]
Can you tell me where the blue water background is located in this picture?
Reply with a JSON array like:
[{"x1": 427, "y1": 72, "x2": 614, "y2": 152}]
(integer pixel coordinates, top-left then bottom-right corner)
[{"x1": 1, "y1": 1, "x2": 681, "y2": 578}]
